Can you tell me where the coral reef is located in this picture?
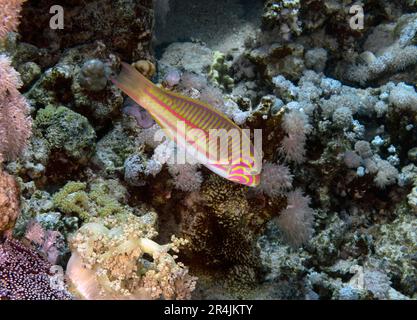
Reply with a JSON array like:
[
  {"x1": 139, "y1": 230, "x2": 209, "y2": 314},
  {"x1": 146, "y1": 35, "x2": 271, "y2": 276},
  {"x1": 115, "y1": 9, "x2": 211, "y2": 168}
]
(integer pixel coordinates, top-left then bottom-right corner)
[{"x1": 0, "y1": 0, "x2": 416, "y2": 301}]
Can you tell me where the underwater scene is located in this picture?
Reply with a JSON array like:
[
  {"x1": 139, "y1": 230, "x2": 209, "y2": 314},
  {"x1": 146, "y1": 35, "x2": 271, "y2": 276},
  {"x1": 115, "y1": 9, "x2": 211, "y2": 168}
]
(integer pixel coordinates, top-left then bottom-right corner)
[{"x1": 0, "y1": 0, "x2": 417, "y2": 301}]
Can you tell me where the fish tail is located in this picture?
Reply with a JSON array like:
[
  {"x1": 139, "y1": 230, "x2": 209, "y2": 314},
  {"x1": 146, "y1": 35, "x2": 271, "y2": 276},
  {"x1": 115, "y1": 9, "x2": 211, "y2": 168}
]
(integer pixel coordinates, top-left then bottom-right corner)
[{"x1": 111, "y1": 62, "x2": 154, "y2": 106}]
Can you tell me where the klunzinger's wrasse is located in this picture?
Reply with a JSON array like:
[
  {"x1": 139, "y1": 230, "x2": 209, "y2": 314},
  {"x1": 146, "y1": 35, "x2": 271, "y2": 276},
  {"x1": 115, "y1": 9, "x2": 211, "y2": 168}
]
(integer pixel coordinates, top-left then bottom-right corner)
[{"x1": 111, "y1": 63, "x2": 262, "y2": 187}]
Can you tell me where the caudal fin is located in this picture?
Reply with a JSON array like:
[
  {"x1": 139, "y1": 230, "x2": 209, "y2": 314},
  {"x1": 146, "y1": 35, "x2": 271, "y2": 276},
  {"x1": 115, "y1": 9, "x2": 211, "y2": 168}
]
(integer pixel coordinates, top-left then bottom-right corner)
[{"x1": 110, "y1": 62, "x2": 154, "y2": 105}]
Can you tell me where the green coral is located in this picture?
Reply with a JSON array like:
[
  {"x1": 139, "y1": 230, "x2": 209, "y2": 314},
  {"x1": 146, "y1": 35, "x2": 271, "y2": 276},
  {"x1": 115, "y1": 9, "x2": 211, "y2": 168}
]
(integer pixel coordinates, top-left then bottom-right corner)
[
  {"x1": 53, "y1": 182, "x2": 90, "y2": 221},
  {"x1": 35, "y1": 105, "x2": 96, "y2": 163},
  {"x1": 53, "y1": 179, "x2": 132, "y2": 221},
  {"x1": 208, "y1": 51, "x2": 234, "y2": 91}
]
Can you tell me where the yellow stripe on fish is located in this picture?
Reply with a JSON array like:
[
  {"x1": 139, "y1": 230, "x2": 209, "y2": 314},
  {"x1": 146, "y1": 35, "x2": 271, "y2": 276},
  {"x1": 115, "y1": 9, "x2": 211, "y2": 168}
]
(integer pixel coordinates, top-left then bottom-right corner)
[{"x1": 111, "y1": 63, "x2": 261, "y2": 187}]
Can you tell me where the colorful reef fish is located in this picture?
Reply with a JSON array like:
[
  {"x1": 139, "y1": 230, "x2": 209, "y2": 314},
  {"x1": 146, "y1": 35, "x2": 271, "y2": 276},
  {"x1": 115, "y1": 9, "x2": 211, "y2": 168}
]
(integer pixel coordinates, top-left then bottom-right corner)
[{"x1": 112, "y1": 63, "x2": 261, "y2": 187}]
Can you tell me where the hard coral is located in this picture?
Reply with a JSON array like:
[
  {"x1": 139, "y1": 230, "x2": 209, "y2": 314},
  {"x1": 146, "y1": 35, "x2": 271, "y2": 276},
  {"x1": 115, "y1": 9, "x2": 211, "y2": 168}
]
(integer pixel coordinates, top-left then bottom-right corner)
[
  {"x1": 78, "y1": 59, "x2": 109, "y2": 92},
  {"x1": 208, "y1": 51, "x2": 234, "y2": 91},
  {"x1": 0, "y1": 170, "x2": 20, "y2": 233},
  {"x1": 0, "y1": 238, "x2": 72, "y2": 300},
  {"x1": 177, "y1": 175, "x2": 266, "y2": 288}
]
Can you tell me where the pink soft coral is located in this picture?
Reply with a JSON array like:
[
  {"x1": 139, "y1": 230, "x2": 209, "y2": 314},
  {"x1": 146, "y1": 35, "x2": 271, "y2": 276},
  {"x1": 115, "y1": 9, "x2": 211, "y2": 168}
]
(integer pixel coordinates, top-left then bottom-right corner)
[
  {"x1": 279, "y1": 109, "x2": 312, "y2": 164},
  {"x1": 0, "y1": 54, "x2": 32, "y2": 163},
  {"x1": 257, "y1": 161, "x2": 293, "y2": 198},
  {"x1": 0, "y1": 0, "x2": 25, "y2": 39},
  {"x1": 276, "y1": 189, "x2": 314, "y2": 247}
]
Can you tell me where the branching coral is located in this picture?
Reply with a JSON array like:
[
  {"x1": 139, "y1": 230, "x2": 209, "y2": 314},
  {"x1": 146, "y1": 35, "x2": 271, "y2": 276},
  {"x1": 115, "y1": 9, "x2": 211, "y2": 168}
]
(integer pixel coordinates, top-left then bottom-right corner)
[
  {"x1": 343, "y1": 14, "x2": 417, "y2": 85},
  {"x1": 389, "y1": 82, "x2": 417, "y2": 112},
  {"x1": 0, "y1": 238, "x2": 72, "y2": 300},
  {"x1": 262, "y1": 0, "x2": 302, "y2": 40},
  {"x1": 67, "y1": 212, "x2": 196, "y2": 300}
]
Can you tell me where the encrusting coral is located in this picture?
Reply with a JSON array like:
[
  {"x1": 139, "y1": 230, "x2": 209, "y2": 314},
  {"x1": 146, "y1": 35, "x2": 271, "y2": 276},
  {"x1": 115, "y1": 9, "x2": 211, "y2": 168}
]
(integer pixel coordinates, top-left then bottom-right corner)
[{"x1": 34, "y1": 105, "x2": 96, "y2": 164}]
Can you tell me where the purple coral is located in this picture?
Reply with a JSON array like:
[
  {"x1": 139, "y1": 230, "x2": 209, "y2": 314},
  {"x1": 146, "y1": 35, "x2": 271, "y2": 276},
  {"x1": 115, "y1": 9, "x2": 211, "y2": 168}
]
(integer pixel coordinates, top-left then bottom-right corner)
[
  {"x1": 123, "y1": 97, "x2": 155, "y2": 129},
  {"x1": 0, "y1": 238, "x2": 72, "y2": 300},
  {"x1": 164, "y1": 69, "x2": 181, "y2": 88}
]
